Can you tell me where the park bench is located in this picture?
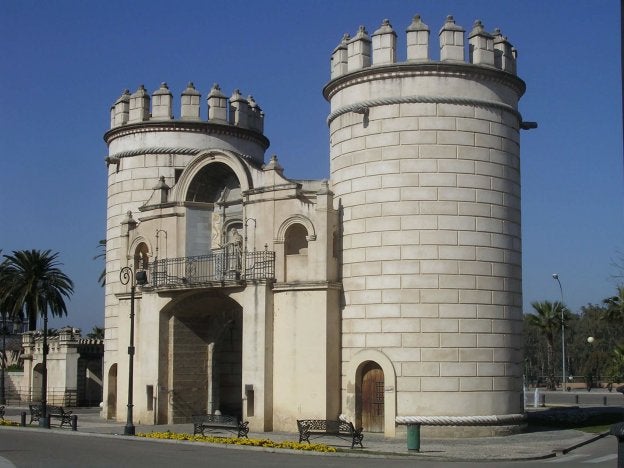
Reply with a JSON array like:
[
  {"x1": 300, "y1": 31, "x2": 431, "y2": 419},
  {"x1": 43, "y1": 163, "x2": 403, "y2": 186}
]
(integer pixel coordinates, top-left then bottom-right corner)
[
  {"x1": 192, "y1": 414, "x2": 249, "y2": 438},
  {"x1": 28, "y1": 404, "x2": 72, "y2": 427},
  {"x1": 296, "y1": 419, "x2": 364, "y2": 449}
]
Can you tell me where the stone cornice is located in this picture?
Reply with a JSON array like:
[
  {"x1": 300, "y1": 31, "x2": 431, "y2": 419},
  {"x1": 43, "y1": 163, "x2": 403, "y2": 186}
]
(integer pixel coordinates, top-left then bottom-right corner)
[
  {"x1": 272, "y1": 281, "x2": 342, "y2": 291},
  {"x1": 323, "y1": 61, "x2": 526, "y2": 101},
  {"x1": 103, "y1": 120, "x2": 270, "y2": 150}
]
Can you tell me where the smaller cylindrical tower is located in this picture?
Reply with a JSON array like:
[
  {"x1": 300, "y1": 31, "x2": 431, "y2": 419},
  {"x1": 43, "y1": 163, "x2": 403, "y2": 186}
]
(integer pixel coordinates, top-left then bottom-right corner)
[
  {"x1": 325, "y1": 14, "x2": 527, "y2": 436},
  {"x1": 102, "y1": 82, "x2": 269, "y2": 421}
]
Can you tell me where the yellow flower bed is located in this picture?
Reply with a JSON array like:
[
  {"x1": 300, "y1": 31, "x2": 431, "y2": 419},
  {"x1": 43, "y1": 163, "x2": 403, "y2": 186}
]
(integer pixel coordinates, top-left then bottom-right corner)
[
  {"x1": 0, "y1": 420, "x2": 19, "y2": 427},
  {"x1": 136, "y1": 431, "x2": 336, "y2": 452}
]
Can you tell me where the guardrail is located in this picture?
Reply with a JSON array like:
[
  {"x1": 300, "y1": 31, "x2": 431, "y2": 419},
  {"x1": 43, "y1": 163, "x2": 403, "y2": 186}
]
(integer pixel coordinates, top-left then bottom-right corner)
[{"x1": 149, "y1": 248, "x2": 275, "y2": 289}]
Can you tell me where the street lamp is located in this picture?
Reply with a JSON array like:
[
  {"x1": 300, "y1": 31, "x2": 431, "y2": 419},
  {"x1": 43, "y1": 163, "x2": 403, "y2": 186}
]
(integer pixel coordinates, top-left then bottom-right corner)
[
  {"x1": 119, "y1": 266, "x2": 147, "y2": 436},
  {"x1": 552, "y1": 274, "x2": 566, "y2": 391},
  {"x1": 36, "y1": 278, "x2": 51, "y2": 428}
]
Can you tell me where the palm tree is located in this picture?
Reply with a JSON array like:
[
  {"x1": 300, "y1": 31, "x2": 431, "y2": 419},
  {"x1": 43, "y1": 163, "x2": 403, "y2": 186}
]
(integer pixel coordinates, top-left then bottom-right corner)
[
  {"x1": 603, "y1": 285, "x2": 624, "y2": 323},
  {"x1": 526, "y1": 300, "x2": 567, "y2": 390},
  {"x1": 0, "y1": 250, "x2": 74, "y2": 331},
  {"x1": 94, "y1": 239, "x2": 106, "y2": 287},
  {"x1": 602, "y1": 343, "x2": 624, "y2": 388},
  {"x1": 87, "y1": 326, "x2": 104, "y2": 340}
]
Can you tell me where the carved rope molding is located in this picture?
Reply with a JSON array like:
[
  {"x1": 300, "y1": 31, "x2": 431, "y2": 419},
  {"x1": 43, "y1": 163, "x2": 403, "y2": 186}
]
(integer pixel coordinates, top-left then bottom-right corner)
[
  {"x1": 327, "y1": 95, "x2": 521, "y2": 125},
  {"x1": 395, "y1": 414, "x2": 527, "y2": 426},
  {"x1": 105, "y1": 147, "x2": 255, "y2": 162}
]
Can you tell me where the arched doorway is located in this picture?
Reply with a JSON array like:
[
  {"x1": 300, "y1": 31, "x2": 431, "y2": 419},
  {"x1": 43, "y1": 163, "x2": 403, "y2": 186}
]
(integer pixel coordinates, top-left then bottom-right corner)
[
  {"x1": 167, "y1": 294, "x2": 243, "y2": 422},
  {"x1": 357, "y1": 361, "x2": 384, "y2": 433},
  {"x1": 32, "y1": 363, "x2": 43, "y2": 401},
  {"x1": 107, "y1": 364, "x2": 117, "y2": 419}
]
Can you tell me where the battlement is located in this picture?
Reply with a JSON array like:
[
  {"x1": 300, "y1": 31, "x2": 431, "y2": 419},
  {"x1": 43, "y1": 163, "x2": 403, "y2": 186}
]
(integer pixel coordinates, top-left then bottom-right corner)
[
  {"x1": 110, "y1": 82, "x2": 265, "y2": 134},
  {"x1": 330, "y1": 15, "x2": 517, "y2": 80}
]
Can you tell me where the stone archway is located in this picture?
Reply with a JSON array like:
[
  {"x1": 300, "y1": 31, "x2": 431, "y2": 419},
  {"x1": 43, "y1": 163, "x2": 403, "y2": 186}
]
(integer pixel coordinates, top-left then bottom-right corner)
[
  {"x1": 107, "y1": 364, "x2": 117, "y2": 419},
  {"x1": 345, "y1": 349, "x2": 396, "y2": 437},
  {"x1": 166, "y1": 293, "x2": 243, "y2": 422}
]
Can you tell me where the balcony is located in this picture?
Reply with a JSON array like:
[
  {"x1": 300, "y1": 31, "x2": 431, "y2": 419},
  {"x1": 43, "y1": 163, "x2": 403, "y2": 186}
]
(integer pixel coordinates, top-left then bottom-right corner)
[{"x1": 148, "y1": 247, "x2": 275, "y2": 290}]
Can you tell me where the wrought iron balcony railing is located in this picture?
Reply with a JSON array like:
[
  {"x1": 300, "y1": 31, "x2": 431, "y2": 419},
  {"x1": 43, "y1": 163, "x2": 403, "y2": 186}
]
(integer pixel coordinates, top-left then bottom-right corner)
[{"x1": 148, "y1": 247, "x2": 275, "y2": 289}]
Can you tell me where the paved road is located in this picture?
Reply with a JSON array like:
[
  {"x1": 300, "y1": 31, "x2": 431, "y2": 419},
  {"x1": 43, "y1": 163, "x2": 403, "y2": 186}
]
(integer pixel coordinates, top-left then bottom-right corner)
[{"x1": 0, "y1": 428, "x2": 620, "y2": 468}]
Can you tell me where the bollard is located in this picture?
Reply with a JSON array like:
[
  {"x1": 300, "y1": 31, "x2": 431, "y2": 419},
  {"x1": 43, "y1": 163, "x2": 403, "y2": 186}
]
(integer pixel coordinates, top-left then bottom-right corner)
[
  {"x1": 406, "y1": 423, "x2": 421, "y2": 451},
  {"x1": 611, "y1": 422, "x2": 624, "y2": 468},
  {"x1": 20, "y1": 411, "x2": 26, "y2": 427},
  {"x1": 71, "y1": 414, "x2": 78, "y2": 431}
]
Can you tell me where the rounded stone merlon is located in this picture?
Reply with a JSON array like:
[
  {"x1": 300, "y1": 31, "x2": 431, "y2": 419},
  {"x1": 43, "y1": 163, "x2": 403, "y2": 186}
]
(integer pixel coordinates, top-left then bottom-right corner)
[
  {"x1": 248, "y1": 95, "x2": 258, "y2": 109},
  {"x1": 114, "y1": 89, "x2": 131, "y2": 105},
  {"x1": 230, "y1": 89, "x2": 244, "y2": 102},
  {"x1": 182, "y1": 82, "x2": 201, "y2": 96},
  {"x1": 352, "y1": 25, "x2": 370, "y2": 41},
  {"x1": 469, "y1": 20, "x2": 492, "y2": 39},
  {"x1": 373, "y1": 19, "x2": 396, "y2": 36},
  {"x1": 153, "y1": 82, "x2": 171, "y2": 95},
  {"x1": 131, "y1": 84, "x2": 148, "y2": 97},
  {"x1": 406, "y1": 14, "x2": 429, "y2": 32},
  {"x1": 439, "y1": 15, "x2": 464, "y2": 33},
  {"x1": 208, "y1": 83, "x2": 225, "y2": 98},
  {"x1": 333, "y1": 33, "x2": 350, "y2": 53}
]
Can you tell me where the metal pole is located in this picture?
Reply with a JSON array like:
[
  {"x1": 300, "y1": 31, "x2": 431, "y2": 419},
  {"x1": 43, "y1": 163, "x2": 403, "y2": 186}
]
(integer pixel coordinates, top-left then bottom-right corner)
[
  {"x1": 552, "y1": 274, "x2": 566, "y2": 391},
  {"x1": 125, "y1": 283, "x2": 135, "y2": 435},
  {"x1": 40, "y1": 309, "x2": 50, "y2": 428},
  {"x1": 120, "y1": 266, "x2": 136, "y2": 436}
]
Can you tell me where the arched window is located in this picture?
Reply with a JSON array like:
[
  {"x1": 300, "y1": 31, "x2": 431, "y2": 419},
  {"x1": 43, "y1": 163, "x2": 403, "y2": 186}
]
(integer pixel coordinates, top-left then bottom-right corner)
[
  {"x1": 134, "y1": 243, "x2": 149, "y2": 271},
  {"x1": 284, "y1": 224, "x2": 308, "y2": 281},
  {"x1": 185, "y1": 162, "x2": 240, "y2": 203},
  {"x1": 285, "y1": 224, "x2": 308, "y2": 255}
]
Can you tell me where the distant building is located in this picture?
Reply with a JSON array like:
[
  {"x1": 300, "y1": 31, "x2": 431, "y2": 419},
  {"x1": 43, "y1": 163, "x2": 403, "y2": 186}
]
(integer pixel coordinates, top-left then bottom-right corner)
[
  {"x1": 104, "y1": 13, "x2": 527, "y2": 436},
  {"x1": 4, "y1": 327, "x2": 103, "y2": 406}
]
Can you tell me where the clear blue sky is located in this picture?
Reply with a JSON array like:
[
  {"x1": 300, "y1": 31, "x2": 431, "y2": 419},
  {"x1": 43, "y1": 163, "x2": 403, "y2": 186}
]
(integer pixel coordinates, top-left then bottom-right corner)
[{"x1": 1, "y1": 0, "x2": 622, "y2": 332}]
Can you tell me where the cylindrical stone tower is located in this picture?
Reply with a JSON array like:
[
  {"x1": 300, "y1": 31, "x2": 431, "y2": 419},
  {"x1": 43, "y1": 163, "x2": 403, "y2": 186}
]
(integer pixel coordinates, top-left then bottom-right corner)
[{"x1": 324, "y1": 15, "x2": 526, "y2": 435}]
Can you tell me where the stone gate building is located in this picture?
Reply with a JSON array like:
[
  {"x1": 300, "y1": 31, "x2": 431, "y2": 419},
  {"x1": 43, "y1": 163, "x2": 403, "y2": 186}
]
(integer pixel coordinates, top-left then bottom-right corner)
[{"x1": 103, "y1": 13, "x2": 528, "y2": 436}]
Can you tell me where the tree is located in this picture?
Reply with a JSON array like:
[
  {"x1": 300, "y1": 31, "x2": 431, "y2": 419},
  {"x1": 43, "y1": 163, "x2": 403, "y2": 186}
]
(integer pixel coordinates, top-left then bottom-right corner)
[
  {"x1": 526, "y1": 300, "x2": 568, "y2": 390},
  {"x1": 94, "y1": 239, "x2": 106, "y2": 287},
  {"x1": 0, "y1": 250, "x2": 74, "y2": 331},
  {"x1": 603, "y1": 285, "x2": 624, "y2": 323},
  {"x1": 605, "y1": 343, "x2": 624, "y2": 384},
  {"x1": 87, "y1": 326, "x2": 104, "y2": 340}
]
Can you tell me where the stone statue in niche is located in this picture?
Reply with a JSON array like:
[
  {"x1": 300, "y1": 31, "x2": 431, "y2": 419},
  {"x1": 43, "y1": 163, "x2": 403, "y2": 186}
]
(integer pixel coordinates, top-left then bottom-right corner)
[
  {"x1": 211, "y1": 210, "x2": 223, "y2": 249},
  {"x1": 211, "y1": 188, "x2": 228, "y2": 249}
]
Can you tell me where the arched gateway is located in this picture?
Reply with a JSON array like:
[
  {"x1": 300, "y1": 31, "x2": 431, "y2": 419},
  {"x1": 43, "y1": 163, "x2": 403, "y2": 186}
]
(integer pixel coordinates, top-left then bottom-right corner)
[{"x1": 163, "y1": 293, "x2": 243, "y2": 423}]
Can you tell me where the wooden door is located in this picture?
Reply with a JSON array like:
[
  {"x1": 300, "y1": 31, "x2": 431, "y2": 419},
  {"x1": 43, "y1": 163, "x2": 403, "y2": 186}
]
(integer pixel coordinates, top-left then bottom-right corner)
[{"x1": 361, "y1": 363, "x2": 384, "y2": 432}]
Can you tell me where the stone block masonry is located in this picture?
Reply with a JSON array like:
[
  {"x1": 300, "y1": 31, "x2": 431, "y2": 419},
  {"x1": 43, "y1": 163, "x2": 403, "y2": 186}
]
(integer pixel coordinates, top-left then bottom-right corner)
[{"x1": 325, "y1": 13, "x2": 526, "y2": 433}]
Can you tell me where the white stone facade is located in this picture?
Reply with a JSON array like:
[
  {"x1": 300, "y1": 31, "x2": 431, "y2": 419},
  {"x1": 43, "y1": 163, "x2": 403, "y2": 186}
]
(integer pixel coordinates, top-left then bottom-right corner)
[{"x1": 103, "y1": 13, "x2": 527, "y2": 437}]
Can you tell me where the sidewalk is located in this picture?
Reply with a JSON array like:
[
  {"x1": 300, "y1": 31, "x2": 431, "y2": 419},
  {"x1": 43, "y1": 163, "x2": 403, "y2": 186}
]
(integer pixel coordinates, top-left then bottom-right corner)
[{"x1": 0, "y1": 406, "x2": 614, "y2": 461}]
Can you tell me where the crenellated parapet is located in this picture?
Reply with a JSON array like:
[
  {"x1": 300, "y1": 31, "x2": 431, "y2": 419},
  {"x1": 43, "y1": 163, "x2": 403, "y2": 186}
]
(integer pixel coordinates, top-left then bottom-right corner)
[
  {"x1": 330, "y1": 14, "x2": 517, "y2": 79},
  {"x1": 109, "y1": 82, "x2": 265, "y2": 134}
]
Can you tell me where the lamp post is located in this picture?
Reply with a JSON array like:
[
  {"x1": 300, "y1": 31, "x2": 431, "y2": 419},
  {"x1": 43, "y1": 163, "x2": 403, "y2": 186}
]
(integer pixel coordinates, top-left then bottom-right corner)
[
  {"x1": 552, "y1": 273, "x2": 566, "y2": 391},
  {"x1": 119, "y1": 266, "x2": 147, "y2": 436},
  {"x1": 40, "y1": 304, "x2": 50, "y2": 428}
]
